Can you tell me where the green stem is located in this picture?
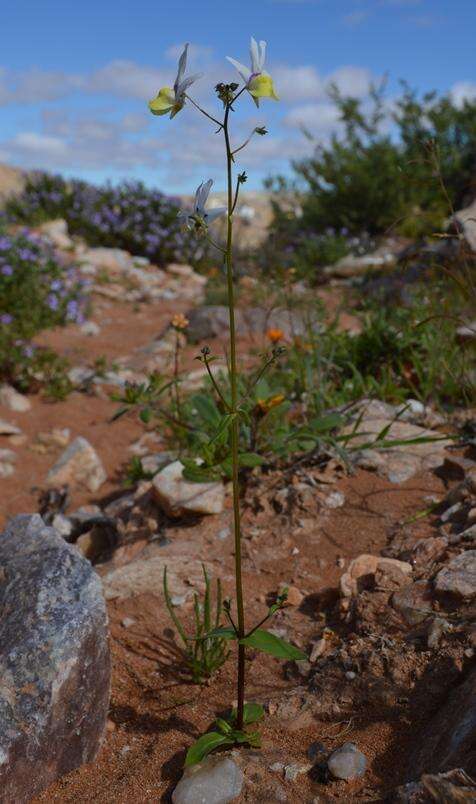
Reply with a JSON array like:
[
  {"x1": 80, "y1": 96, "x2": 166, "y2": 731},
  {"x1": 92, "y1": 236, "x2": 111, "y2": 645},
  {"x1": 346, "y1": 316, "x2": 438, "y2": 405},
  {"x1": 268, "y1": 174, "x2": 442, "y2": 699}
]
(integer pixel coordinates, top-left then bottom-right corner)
[{"x1": 223, "y1": 101, "x2": 246, "y2": 732}]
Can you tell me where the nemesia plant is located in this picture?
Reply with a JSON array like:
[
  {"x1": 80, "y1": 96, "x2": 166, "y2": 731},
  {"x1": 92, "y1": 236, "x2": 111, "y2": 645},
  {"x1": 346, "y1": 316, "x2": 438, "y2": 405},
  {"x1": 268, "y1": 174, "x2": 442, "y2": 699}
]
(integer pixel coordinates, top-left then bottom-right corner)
[{"x1": 149, "y1": 39, "x2": 306, "y2": 766}]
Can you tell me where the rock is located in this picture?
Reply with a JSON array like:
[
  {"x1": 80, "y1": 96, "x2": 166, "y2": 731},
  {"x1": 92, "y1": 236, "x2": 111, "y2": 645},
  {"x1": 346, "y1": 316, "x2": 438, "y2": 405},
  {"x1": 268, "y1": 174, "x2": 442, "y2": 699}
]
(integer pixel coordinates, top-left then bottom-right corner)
[
  {"x1": 0, "y1": 461, "x2": 15, "y2": 478},
  {"x1": 457, "y1": 320, "x2": 476, "y2": 343},
  {"x1": 167, "y1": 263, "x2": 207, "y2": 285},
  {"x1": 140, "y1": 452, "x2": 174, "y2": 475},
  {"x1": 51, "y1": 512, "x2": 73, "y2": 539},
  {"x1": 0, "y1": 162, "x2": 25, "y2": 204},
  {"x1": 46, "y1": 436, "x2": 107, "y2": 493},
  {"x1": 408, "y1": 664, "x2": 476, "y2": 778},
  {"x1": 393, "y1": 769, "x2": 476, "y2": 803},
  {"x1": 344, "y1": 399, "x2": 452, "y2": 482},
  {"x1": 80, "y1": 321, "x2": 101, "y2": 336},
  {"x1": 0, "y1": 418, "x2": 21, "y2": 436},
  {"x1": 324, "y1": 490, "x2": 346, "y2": 508},
  {"x1": 102, "y1": 556, "x2": 211, "y2": 601},
  {"x1": 68, "y1": 365, "x2": 95, "y2": 387},
  {"x1": 411, "y1": 536, "x2": 447, "y2": 566},
  {"x1": 327, "y1": 251, "x2": 395, "y2": 278},
  {"x1": 283, "y1": 763, "x2": 311, "y2": 781},
  {"x1": 455, "y1": 198, "x2": 476, "y2": 252},
  {"x1": 185, "y1": 305, "x2": 320, "y2": 343},
  {"x1": 172, "y1": 756, "x2": 243, "y2": 804},
  {"x1": 280, "y1": 584, "x2": 304, "y2": 607},
  {"x1": 0, "y1": 514, "x2": 110, "y2": 801},
  {"x1": 75, "y1": 527, "x2": 112, "y2": 562},
  {"x1": 78, "y1": 246, "x2": 133, "y2": 272},
  {"x1": 0, "y1": 447, "x2": 16, "y2": 477},
  {"x1": 37, "y1": 218, "x2": 72, "y2": 250},
  {"x1": 0, "y1": 384, "x2": 31, "y2": 412},
  {"x1": 37, "y1": 427, "x2": 71, "y2": 449},
  {"x1": 327, "y1": 742, "x2": 367, "y2": 780},
  {"x1": 435, "y1": 551, "x2": 476, "y2": 598},
  {"x1": 340, "y1": 554, "x2": 412, "y2": 597},
  {"x1": 152, "y1": 460, "x2": 224, "y2": 517},
  {"x1": 392, "y1": 580, "x2": 434, "y2": 625}
]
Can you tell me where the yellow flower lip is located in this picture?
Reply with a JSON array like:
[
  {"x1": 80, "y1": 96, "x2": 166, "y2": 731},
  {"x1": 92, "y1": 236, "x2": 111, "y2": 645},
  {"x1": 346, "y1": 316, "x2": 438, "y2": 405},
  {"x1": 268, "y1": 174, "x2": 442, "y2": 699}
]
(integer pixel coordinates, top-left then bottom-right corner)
[
  {"x1": 248, "y1": 74, "x2": 279, "y2": 102},
  {"x1": 148, "y1": 87, "x2": 177, "y2": 116}
]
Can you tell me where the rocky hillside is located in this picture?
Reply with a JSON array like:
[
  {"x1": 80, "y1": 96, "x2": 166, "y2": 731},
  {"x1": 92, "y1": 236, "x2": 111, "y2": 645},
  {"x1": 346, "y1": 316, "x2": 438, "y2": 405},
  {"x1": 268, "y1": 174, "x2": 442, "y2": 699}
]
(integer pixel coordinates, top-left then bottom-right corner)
[{"x1": 0, "y1": 162, "x2": 25, "y2": 204}]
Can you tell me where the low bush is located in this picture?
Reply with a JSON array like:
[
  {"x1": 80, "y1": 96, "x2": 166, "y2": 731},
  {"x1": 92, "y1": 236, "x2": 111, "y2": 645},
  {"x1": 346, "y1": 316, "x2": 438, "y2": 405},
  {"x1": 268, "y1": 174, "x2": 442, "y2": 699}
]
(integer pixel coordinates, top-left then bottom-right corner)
[
  {"x1": 115, "y1": 284, "x2": 472, "y2": 476},
  {"x1": 266, "y1": 83, "x2": 476, "y2": 279},
  {"x1": 5, "y1": 172, "x2": 207, "y2": 267},
  {"x1": 0, "y1": 228, "x2": 86, "y2": 394}
]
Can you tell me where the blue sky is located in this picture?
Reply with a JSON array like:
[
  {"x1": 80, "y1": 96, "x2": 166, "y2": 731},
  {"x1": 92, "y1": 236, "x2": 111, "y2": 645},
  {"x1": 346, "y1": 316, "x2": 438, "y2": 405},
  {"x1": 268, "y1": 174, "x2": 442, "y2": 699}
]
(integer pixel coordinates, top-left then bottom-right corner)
[{"x1": 1, "y1": 0, "x2": 475, "y2": 193}]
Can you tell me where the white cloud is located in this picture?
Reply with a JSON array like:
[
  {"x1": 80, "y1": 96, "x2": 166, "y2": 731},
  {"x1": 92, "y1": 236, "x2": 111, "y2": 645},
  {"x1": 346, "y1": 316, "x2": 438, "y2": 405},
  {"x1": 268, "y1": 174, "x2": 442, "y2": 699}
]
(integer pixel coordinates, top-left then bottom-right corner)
[
  {"x1": 0, "y1": 111, "x2": 162, "y2": 172},
  {"x1": 328, "y1": 66, "x2": 374, "y2": 97},
  {"x1": 450, "y1": 81, "x2": 476, "y2": 108},
  {"x1": 6, "y1": 131, "x2": 68, "y2": 158},
  {"x1": 0, "y1": 67, "x2": 82, "y2": 105},
  {"x1": 87, "y1": 60, "x2": 169, "y2": 100},
  {"x1": 284, "y1": 102, "x2": 341, "y2": 133},
  {"x1": 165, "y1": 43, "x2": 213, "y2": 64},
  {"x1": 273, "y1": 65, "x2": 324, "y2": 102}
]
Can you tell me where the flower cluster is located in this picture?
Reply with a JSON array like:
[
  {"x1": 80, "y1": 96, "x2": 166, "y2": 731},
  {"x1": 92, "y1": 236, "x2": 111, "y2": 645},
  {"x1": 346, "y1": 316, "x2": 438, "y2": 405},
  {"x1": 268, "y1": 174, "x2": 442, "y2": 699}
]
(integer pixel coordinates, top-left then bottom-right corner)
[
  {"x1": 6, "y1": 174, "x2": 205, "y2": 267},
  {"x1": 0, "y1": 228, "x2": 87, "y2": 364}
]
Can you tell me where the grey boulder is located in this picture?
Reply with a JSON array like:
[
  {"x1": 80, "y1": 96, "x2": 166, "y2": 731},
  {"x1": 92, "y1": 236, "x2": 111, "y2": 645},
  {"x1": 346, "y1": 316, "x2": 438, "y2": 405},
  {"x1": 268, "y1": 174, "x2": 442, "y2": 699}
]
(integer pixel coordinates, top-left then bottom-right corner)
[
  {"x1": 172, "y1": 756, "x2": 244, "y2": 803},
  {"x1": 0, "y1": 514, "x2": 110, "y2": 802}
]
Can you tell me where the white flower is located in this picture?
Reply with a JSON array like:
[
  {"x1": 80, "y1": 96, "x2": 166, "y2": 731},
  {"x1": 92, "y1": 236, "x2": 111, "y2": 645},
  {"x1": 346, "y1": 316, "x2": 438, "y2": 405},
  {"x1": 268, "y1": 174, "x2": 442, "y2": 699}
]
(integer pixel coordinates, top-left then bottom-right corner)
[
  {"x1": 227, "y1": 37, "x2": 279, "y2": 107},
  {"x1": 148, "y1": 43, "x2": 202, "y2": 119},
  {"x1": 180, "y1": 180, "x2": 227, "y2": 231}
]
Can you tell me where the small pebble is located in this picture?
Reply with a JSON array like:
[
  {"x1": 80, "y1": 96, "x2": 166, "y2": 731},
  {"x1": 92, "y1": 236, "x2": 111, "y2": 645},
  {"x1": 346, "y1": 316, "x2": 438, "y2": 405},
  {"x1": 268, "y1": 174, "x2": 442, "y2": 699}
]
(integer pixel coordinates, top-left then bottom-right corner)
[
  {"x1": 327, "y1": 742, "x2": 367, "y2": 780},
  {"x1": 121, "y1": 617, "x2": 136, "y2": 628}
]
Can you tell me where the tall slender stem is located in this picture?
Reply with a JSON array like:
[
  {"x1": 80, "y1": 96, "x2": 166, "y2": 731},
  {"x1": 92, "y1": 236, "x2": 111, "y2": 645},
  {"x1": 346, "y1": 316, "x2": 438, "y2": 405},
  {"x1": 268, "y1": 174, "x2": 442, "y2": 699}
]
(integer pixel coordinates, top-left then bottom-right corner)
[{"x1": 223, "y1": 101, "x2": 246, "y2": 731}]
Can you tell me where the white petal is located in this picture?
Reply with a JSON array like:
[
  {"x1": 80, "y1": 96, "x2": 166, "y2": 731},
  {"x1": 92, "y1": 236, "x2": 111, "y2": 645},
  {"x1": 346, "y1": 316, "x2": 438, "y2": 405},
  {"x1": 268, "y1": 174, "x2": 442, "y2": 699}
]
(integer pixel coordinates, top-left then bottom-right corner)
[
  {"x1": 199, "y1": 179, "x2": 214, "y2": 209},
  {"x1": 250, "y1": 37, "x2": 260, "y2": 74},
  {"x1": 258, "y1": 40, "x2": 267, "y2": 71},
  {"x1": 205, "y1": 207, "x2": 227, "y2": 223},
  {"x1": 194, "y1": 181, "x2": 204, "y2": 213},
  {"x1": 226, "y1": 56, "x2": 251, "y2": 83},
  {"x1": 176, "y1": 73, "x2": 203, "y2": 97},
  {"x1": 175, "y1": 43, "x2": 188, "y2": 92}
]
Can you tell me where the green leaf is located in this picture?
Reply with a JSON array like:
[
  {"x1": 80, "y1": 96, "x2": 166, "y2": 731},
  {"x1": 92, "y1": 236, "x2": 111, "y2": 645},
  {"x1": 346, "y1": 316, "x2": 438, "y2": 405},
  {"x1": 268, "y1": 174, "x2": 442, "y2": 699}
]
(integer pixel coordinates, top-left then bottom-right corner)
[
  {"x1": 139, "y1": 408, "x2": 151, "y2": 424},
  {"x1": 205, "y1": 626, "x2": 237, "y2": 641},
  {"x1": 237, "y1": 702, "x2": 265, "y2": 725},
  {"x1": 215, "y1": 717, "x2": 233, "y2": 735},
  {"x1": 311, "y1": 413, "x2": 343, "y2": 432},
  {"x1": 181, "y1": 461, "x2": 221, "y2": 483},
  {"x1": 238, "y1": 452, "x2": 265, "y2": 468},
  {"x1": 191, "y1": 393, "x2": 222, "y2": 426},
  {"x1": 110, "y1": 405, "x2": 130, "y2": 422},
  {"x1": 210, "y1": 413, "x2": 237, "y2": 446},
  {"x1": 185, "y1": 732, "x2": 232, "y2": 767},
  {"x1": 240, "y1": 629, "x2": 307, "y2": 661}
]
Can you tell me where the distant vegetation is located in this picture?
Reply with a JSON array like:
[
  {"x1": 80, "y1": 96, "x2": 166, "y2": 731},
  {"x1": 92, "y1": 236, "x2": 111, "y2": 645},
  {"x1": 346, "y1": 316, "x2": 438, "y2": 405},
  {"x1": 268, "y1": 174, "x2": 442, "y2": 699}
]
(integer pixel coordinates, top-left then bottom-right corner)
[
  {"x1": 5, "y1": 173, "x2": 206, "y2": 267},
  {"x1": 265, "y1": 84, "x2": 476, "y2": 279},
  {"x1": 0, "y1": 225, "x2": 86, "y2": 396}
]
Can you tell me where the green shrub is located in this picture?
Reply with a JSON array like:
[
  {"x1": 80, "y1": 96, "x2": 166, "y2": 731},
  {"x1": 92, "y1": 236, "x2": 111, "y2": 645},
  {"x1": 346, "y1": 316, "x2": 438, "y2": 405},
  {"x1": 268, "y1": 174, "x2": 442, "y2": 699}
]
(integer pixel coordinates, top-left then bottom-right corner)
[
  {"x1": 0, "y1": 228, "x2": 85, "y2": 392},
  {"x1": 5, "y1": 172, "x2": 207, "y2": 268},
  {"x1": 267, "y1": 83, "x2": 476, "y2": 276}
]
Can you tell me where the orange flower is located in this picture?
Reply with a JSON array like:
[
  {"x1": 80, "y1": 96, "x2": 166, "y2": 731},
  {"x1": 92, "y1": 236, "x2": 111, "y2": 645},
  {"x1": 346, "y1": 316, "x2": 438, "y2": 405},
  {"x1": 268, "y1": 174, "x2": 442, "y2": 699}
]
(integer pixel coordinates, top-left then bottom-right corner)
[
  {"x1": 267, "y1": 327, "x2": 284, "y2": 343},
  {"x1": 257, "y1": 393, "x2": 285, "y2": 414},
  {"x1": 171, "y1": 313, "x2": 189, "y2": 330}
]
